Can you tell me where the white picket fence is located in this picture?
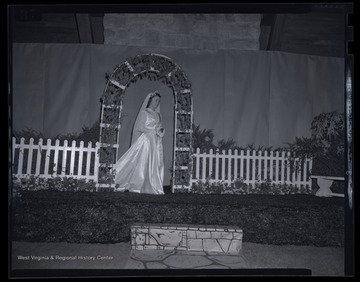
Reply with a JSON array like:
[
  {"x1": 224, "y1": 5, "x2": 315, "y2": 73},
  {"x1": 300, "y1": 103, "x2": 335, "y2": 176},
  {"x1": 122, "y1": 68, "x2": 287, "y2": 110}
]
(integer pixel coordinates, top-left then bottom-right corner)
[
  {"x1": 12, "y1": 137, "x2": 313, "y2": 189},
  {"x1": 191, "y1": 148, "x2": 313, "y2": 188},
  {"x1": 12, "y1": 137, "x2": 100, "y2": 182}
]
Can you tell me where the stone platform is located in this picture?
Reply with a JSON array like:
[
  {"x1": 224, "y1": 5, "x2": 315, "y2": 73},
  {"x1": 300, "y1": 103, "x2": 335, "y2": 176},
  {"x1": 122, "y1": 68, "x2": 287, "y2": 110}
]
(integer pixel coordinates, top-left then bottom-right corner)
[{"x1": 130, "y1": 223, "x2": 243, "y2": 254}]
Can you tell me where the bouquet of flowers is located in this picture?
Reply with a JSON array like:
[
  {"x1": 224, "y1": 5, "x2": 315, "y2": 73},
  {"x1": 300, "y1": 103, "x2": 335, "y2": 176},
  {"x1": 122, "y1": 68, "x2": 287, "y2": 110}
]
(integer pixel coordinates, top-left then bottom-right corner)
[{"x1": 156, "y1": 125, "x2": 165, "y2": 137}]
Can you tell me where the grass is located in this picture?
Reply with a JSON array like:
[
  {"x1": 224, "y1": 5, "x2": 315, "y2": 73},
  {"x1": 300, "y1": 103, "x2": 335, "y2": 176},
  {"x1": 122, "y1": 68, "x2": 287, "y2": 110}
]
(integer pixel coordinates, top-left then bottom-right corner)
[{"x1": 10, "y1": 190, "x2": 344, "y2": 247}]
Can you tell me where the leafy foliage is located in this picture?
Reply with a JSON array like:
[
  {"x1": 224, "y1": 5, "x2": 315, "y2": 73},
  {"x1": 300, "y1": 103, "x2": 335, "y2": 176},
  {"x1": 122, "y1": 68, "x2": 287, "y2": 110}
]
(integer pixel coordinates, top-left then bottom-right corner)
[
  {"x1": 192, "y1": 124, "x2": 216, "y2": 152},
  {"x1": 13, "y1": 121, "x2": 100, "y2": 145},
  {"x1": 311, "y1": 111, "x2": 345, "y2": 149},
  {"x1": 191, "y1": 178, "x2": 312, "y2": 195},
  {"x1": 12, "y1": 175, "x2": 96, "y2": 198},
  {"x1": 12, "y1": 127, "x2": 46, "y2": 141},
  {"x1": 216, "y1": 139, "x2": 238, "y2": 152},
  {"x1": 286, "y1": 111, "x2": 345, "y2": 176},
  {"x1": 192, "y1": 124, "x2": 281, "y2": 153}
]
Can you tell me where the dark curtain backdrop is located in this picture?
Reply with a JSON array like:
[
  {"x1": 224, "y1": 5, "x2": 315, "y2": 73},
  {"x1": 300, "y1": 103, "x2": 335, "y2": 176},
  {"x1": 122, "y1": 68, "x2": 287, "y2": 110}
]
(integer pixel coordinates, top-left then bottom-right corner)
[{"x1": 12, "y1": 43, "x2": 345, "y2": 185}]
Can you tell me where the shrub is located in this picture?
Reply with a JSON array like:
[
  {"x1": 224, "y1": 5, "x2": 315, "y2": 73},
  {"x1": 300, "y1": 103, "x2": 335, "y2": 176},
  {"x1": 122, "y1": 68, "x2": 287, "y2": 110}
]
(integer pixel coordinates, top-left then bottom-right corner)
[
  {"x1": 286, "y1": 111, "x2": 345, "y2": 177},
  {"x1": 190, "y1": 178, "x2": 312, "y2": 195},
  {"x1": 191, "y1": 124, "x2": 216, "y2": 152},
  {"x1": 229, "y1": 178, "x2": 248, "y2": 194},
  {"x1": 12, "y1": 175, "x2": 96, "y2": 197},
  {"x1": 11, "y1": 191, "x2": 344, "y2": 247},
  {"x1": 13, "y1": 120, "x2": 100, "y2": 144},
  {"x1": 192, "y1": 124, "x2": 281, "y2": 153},
  {"x1": 191, "y1": 180, "x2": 227, "y2": 194}
]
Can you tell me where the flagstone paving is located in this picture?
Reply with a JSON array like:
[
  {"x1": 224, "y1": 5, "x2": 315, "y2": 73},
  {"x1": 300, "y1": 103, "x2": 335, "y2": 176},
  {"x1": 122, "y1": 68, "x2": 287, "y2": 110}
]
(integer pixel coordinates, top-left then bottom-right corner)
[
  {"x1": 11, "y1": 241, "x2": 344, "y2": 276},
  {"x1": 126, "y1": 249, "x2": 249, "y2": 269}
]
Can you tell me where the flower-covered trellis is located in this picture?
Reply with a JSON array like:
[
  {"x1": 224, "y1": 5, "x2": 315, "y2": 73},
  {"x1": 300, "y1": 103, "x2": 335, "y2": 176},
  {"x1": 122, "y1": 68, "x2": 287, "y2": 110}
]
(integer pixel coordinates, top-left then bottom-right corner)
[{"x1": 98, "y1": 53, "x2": 193, "y2": 193}]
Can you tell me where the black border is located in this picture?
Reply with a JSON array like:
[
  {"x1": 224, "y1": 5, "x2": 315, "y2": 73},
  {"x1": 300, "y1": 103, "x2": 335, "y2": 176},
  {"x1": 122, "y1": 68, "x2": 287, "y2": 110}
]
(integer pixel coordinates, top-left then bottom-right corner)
[{"x1": 7, "y1": 2, "x2": 355, "y2": 278}]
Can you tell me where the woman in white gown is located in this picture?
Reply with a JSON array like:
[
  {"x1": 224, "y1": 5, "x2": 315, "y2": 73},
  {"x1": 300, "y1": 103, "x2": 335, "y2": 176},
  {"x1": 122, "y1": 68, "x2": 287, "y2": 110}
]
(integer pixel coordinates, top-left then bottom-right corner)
[{"x1": 114, "y1": 91, "x2": 165, "y2": 194}]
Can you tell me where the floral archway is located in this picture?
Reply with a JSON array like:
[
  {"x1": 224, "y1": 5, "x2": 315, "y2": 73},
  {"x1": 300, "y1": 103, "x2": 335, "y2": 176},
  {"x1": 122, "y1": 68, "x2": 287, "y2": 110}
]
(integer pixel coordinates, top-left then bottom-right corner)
[{"x1": 97, "y1": 53, "x2": 193, "y2": 193}]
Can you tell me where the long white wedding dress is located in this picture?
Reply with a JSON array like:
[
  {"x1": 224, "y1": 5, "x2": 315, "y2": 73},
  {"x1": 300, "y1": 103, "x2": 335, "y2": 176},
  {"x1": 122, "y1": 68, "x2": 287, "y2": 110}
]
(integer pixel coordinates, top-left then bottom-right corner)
[{"x1": 114, "y1": 94, "x2": 164, "y2": 194}]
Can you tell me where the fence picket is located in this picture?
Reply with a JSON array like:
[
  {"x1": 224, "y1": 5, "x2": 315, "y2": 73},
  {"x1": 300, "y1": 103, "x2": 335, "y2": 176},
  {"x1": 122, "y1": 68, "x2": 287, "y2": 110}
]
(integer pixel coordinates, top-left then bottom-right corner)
[
  {"x1": 61, "y1": 140, "x2": 68, "y2": 176},
  {"x1": 292, "y1": 158, "x2": 297, "y2": 183},
  {"x1": 251, "y1": 150, "x2": 256, "y2": 185},
  {"x1": 297, "y1": 157, "x2": 301, "y2": 184},
  {"x1": 286, "y1": 152, "x2": 291, "y2": 184},
  {"x1": 275, "y1": 151, "x2": 279, "y2": 183},
  {"x1": 85, "y1": 142, "x2": 92, "y2": 177},
  {"x1": 70, "y1": 140, "x2": 76, "y2": 175},
  {"x1": 264, "y1": 150, "x2": 268, "y2": 180},
  {"x1": 195, "y1": 148, "x2": 200, "y2": 179},
  {"x1": 215, "y1": 149, "x2": 219, "y2": 181},
  {"x1": 221, "y1": 150, "x2": 226, "y2": 182},
  {"x1": 53, "y1": 140, "x2": 60, "y2": 176},
  {"x1": 258, "y1": 150, "x2": 262, "y2": 181},
  {"x1": 18, "y1": 138, "x2": 25, "y2": 175},
  {"x1": 35, "y1": 138, "x2": 43, "y2": 175},
  {"x1": 202, "y1": 150, "x2": 206, "y2": 181},
  {"x1": 234, "y1": 149, "x2": 238, "y2": 181},
  {"x1": 246, "y1": 150, "x2": 250, "y2": 185},
  {"x1": 94, "y1": 142, "x2": 100, "y2": 183},
  {"x1": 209, "y1": 149, "x2": 213, "y2": 179},
  {"x1": 227, "y1": 149, "x2": 232, "y2": 184},
  {"x1": 240, "y1": 150, "x2": 244, "y2": 180},
  {"x1": 26, "y1": 138, "x2": 34, "y2": 175},
  {"x1": 280, "y1": 151, "x2": 285, "y2": 184},
  {"x1": 43, "y1": 139, "x2": 51, "y2": 176},
  {"x1": 78, "y1": 141, "x2": 84, "y2": 176},
  {"x1": 303, "y1": 156, "x2": 307, "y2": 184}
]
